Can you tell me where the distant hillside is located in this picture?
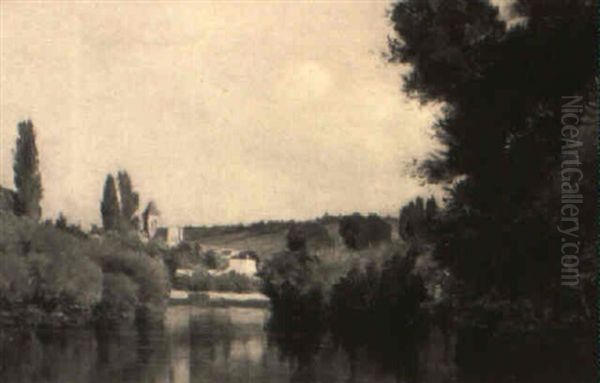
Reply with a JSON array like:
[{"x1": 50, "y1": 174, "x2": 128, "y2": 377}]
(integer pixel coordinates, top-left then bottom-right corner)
[{"x1": 182, "y1": 216, "x2": 398, "y2": 260}]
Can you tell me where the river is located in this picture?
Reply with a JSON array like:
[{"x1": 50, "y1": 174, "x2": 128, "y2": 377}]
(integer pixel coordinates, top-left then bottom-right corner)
[{"x1": 0, "y1": 305, "x2": 593, "y2": 383}]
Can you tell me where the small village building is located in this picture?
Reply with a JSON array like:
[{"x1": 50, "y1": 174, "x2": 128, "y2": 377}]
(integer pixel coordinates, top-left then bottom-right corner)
[
  {"x1": 166, "y1": 226, "x2": 184, "y2": 247},
  {"x1": 226, "y1": 251, "x2": 259, "y2": 276},
  {"x1": 142, "y1": 201, "x2": 160, "y2": 239}
]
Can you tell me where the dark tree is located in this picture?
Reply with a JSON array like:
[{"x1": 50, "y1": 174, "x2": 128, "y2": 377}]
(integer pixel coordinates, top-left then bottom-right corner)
[
  {"x1": 424, "y1": 196, "x2": 438, "y2": 222},
  {"x1": 55, "y1": 212, "x2": 68, "y2": 230},
  {"x1": 398, "y1": 196, "x2": 439, "y2": 242},
  {"x1": 100, "y1": 174, "x2": 120, "y2": 231},
  {"x1": 286, "y1": 222, "x2": 333, "y2": 252},
  {"x1": 117, "y1": 170, "x2": 139, "y2": 229},
  {"x1": 389, "y1": 0, "x2": 596, "y2": 313},
  {"x1": 13, "y1": 120, "x2": 42, "y2": 220},
  {"x1": 286, "y1": 223, "x2": 307, "y2": 251},
  {"x1": 339, "y1": 213, "x2": 391, "y2": 250}
]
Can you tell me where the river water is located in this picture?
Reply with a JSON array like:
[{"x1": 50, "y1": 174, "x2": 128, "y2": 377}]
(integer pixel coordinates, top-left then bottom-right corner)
[{"x1": 0, "y1": 305, "x2": 593, "y2": 383}]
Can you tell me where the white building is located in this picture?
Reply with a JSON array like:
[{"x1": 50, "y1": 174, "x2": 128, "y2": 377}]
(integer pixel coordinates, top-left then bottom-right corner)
[{"x1": 166, "y1": 226, "x2": 184, "y2": 247}]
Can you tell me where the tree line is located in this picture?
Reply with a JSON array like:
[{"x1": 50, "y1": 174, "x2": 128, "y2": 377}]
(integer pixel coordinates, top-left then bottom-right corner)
[
  {"x1": 100, "y1": 171, "x2": 140, "y2": 232},
  {"x1": 7, "y1": 118, "x2": 154, "y2": 235},
  {"x1": 388, "y1": 0, "x2": 595, "y2": 322}
]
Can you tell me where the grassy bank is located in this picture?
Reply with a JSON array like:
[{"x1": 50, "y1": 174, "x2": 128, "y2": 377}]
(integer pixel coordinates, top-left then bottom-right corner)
[{"x1": 173, "y1": 269, "x2": 261, "y2": 293}]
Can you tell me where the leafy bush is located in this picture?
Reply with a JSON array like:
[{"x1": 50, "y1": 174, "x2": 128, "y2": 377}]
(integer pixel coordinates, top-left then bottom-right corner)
[
  {"x1": 29, "y1": 250, "x2": 103, "y2": 310},
  {"x1": 259, "y1": 240, "x2": 427, "y2": 331},
  {"x1": 183, "y1": 269, "x2": 260, "y2": 293},
  {"x1": 0, "y1": 211, "x2": 170, "y2": 325},
  {"x1": 286, "y1": 222, "x2": 333, "y2": 251},
  {"x1": 201, "y1": 250, "x2": 229, "y2": 270},
  {"x1": 398, "y1": 196, "x2": 439, "y2": 242},
  {"x1": 95, "y1": 273, "x2": 139, "y2": 321},
  {"x1": 338, "y1": 213, "x2": 391, "y2": 250},
  {"x1": 0, "y1": 250, "x2": 31, "y2": 304},
  {"x1": 86, "y1": 239, "x2": 170, "y2": 321}
]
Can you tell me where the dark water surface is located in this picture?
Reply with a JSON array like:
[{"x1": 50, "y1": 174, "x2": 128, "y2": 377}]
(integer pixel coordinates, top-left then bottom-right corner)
[{"x1": 0, "y1": 306, "x2": 593, "y2": 383}]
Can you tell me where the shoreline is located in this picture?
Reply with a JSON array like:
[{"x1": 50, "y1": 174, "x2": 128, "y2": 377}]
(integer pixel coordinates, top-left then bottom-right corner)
[{"x1": 169, "y1": 290, "x2": 270, "y2": 308}]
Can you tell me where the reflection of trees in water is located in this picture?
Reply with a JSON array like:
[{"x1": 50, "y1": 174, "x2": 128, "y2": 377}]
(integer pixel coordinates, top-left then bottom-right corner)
[
  {"x1": 326, "y1": 252, "x2": 431, "y2": 382},
  {"x1": 331, "y1": 317, "x2": 428, "y2": 383},
  {"x1": 0, "y1": 310, "x2": 594, "y2": 383},
  {"x1": 93, "y1": 323, "x2": 171, "y2": 383},
  {"x1": 0, "y1": 324, "x2": 172, "y2": 383},
  {"x1": 187, "y1": 308, "x2": 270, "y2": 382},
  {"x1": 454, "y1": 325, "x2": 594, "y2": 383},
  {"x1": 0, "y1": 329, "x2": 94, "y2": 383},
  {"x1": 265, "y1": 308, "x2": 327, "y2": 382},
  {"x1": 264, "y1": 304, "x2": 431, "y2": 383},
  {"x1": 189, "y1": 309, "x2": 236, "y2": 369}
]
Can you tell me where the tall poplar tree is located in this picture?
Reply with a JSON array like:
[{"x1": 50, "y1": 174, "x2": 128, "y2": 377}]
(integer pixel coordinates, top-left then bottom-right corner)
[
  {"x1": 117, "y1": 170, "x2": 139, "y2": 229},
  {"x1": 100, "y1": 174, "x2": 120, "y2": 231},
  {"x1": 13, "y1": 120, "x2": 43, "y2": 220}
]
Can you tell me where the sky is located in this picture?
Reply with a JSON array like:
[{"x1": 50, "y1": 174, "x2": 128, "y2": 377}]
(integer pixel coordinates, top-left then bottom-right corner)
[{"x1": 0, "y1": 1, "x2": 442, "y2": 227}]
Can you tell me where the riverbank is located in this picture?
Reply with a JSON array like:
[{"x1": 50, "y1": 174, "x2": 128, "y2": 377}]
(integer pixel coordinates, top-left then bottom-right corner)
[
  {"x1": 169, "y1": 290, "x2": 270, "y2": 308},
  {"x1": 0, "y1": 211, "x2": 170, "y2": 328}
]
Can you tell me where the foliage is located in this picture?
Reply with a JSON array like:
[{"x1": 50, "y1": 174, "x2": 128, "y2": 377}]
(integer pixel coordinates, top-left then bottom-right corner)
[
  {"x1": 29, "y1": 250, "x2": 103, "y2": 310},
  {"x1": 258, "y1": 239, "x2": 423, "y2": 322},
  {"x1": 55, "y1": 212, "x2": 68, "y2": 229},
  {"x1": 201, "y1": 250, "x2": 229, "y2": 270},
  {"x1": 338, "y1": 213, "x2": 391, "y2": 250},
  {"x1": 88, "y1": 239, "x2": 170, "y2": 321},
  {"x1": 388, "y1": 0, "x2": 595, "y2": 321},
  {"x1": 0, "y1": 186, "x2": 16, "y2": 213},
  {"x1": 0, "y1": 250, "x2": 31, "y2": 304},
  {"x1": 184, "y1": 270, "x2": 260, "y2": 293},
  {"x1": 286, "y1": 222, "x2": 333, "y2": 251},
  {"x1": 95, "y1": 273, "x2": 139, "y2": 321},
  {"x1": 398, "y1": 196, "x2": 439, "y2": 242},
  {"x1": 0, "y1": 211, "x2": 169, "y2": 325},
  {"x1": 100, "y1": 174, "x2": 120, "y2": 231},
  {"x1": 13, "y1": 120, "x2": 42, "y2": 220},
  {"x1": 117, "y1": 170, "x2": 140, "y2": 230}
]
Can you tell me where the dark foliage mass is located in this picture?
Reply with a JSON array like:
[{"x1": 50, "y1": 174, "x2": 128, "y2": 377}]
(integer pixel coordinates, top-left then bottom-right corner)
[
  {"x1": 338, "y1": 213, "x2": 391, "y2": 250},
  {"x1": 257, "y1": 237, "x2": 432, "y2": 383},
  {"x1": 117, "y1": 171, "x2": 140, "y2": 230},
  {"x1": 0, "y1": 211, "x2": 169, "y2": 325},
  {"x1": 13, "y1": 120, "x2": 42, "y2": 221},
  {"x1": 100, "y1": 174, "x2": 120, "y2": 231},
  {"x1": 286, "y1": 222, "x2": 333, "y2": 251},
  {"x1": 398, "y1": 196, "x2": 439, "y2": 242},
  {"x1": 389, "y1": 0, "x2": 595, "y2": 320}
]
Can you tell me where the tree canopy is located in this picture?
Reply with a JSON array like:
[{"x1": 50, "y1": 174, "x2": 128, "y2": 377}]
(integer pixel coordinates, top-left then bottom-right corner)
[
  {"x1": 389, "y1": 0, "x2": 596, "y2": 312},
  {"x1": 100, "y1": 174, "x2": 120, "y2": 231},
  {"x1": 117, "y1": 170, "x2": 140, "y2": 229},
  {"x1": 13, "y1": 120, "x2": 43, "y2": 220}
]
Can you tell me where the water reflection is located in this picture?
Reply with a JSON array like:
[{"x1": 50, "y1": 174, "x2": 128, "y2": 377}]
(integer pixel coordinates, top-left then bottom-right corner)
[{"x1": 0, "y1": 306, "x2": 593, "y2": 383}]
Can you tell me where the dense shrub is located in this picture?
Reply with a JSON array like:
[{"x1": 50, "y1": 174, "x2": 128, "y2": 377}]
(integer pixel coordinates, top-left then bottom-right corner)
[
  {"x1": 180, "y1": 269, "x2": 260, "y2": 293},
  {"x1": 259, "y1": 249, "x2": 321, "y2": 308},
  {"x1": 95, "y1": 273, "x2": 139, "y2": 321},
  {"x1": 0, "y1": 250, "x2": 31, "y2": 304},
  {"x1": 28, "y1": 250, "x2": 103, "y2": 310},
  {"x1": 286, "y1": 222, "x2": 333, "y2": 252},
  {"x1": 87, "y1": 240, "x2": 170, "y2": 321},
  {"x1": 258, "y1": 240, "x2": 415, "y2": 320},
  {"x1": 398, "y1": 196, "x2": 439, "y2": 242},
  {"x1": 0, "y1": 211, "x2": 170, "y2": 325},
  {"x1": 201, "y1": 250, "x2": 229, "y2": 270},
  {"x1": 338, "y1": 213, "x2": 391, "y2": 250}
]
